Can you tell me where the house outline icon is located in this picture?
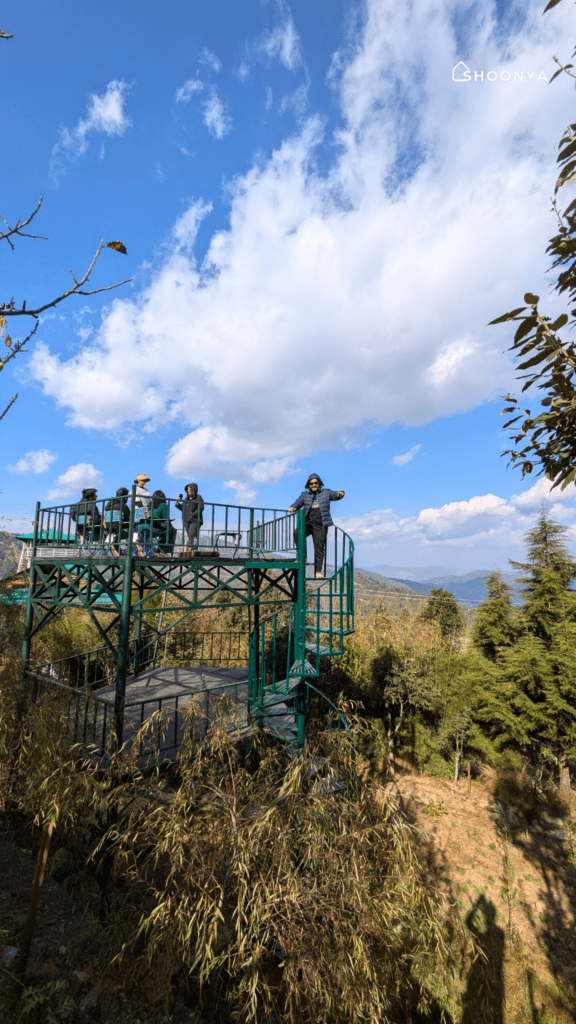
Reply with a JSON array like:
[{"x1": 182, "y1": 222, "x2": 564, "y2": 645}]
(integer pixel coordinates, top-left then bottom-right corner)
[{"x1": 452, "y1": 61, "x2": 471, "y2": 82}]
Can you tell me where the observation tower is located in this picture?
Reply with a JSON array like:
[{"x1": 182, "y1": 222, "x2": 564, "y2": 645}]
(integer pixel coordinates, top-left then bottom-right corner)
[{"x1": 20, "y1": 488, "x2": 354, "y2": 760}]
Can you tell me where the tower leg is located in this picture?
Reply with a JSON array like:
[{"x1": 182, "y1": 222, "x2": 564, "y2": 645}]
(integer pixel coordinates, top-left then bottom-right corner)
[
  {"x1": 20, "y1": 563, "x2": 37, "y2": 691},
  {"x1": 114, "y1": 488, "x2": 136, "y2": 751}
]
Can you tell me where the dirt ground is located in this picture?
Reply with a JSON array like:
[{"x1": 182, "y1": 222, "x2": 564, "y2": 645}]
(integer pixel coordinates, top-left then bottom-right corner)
[
  {"x1": 0, "y1": 814, "x2": 203, "y2": 1024},
  {"x1": 384, "y1": 766, "x2": 576, "y2": 1023},
  {"x1": 2, "y1": 768, "x2": 576, "y2": 1024}
]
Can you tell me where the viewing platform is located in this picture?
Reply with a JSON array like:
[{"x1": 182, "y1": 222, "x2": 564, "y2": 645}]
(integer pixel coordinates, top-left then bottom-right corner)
[{"x1": 20, "y1": 490, "x2": 355, "y2": 757}]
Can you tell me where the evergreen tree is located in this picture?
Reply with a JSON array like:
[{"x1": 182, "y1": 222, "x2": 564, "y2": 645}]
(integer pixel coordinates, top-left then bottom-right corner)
[
  {"x1": 420, "y1": 587, "x2": 464, "y2": 643},
  {"x1": 510, "y1": 505, "x2": 576, "y2": 644},
  {"x1": 503, "y1": 507, "x2": 576, "y2": 800},
  {"x1": 471, "y1": 572, "x2": 520, "y2": 662}
]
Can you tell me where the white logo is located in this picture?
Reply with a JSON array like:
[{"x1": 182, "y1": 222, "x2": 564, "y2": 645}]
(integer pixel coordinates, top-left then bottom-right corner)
[
  {"x1": 452, "y1": 62, "x2": 471, "y2": 82},
  {"x1": 452, "y1": 62, "x2": 548, "y2": 83}
]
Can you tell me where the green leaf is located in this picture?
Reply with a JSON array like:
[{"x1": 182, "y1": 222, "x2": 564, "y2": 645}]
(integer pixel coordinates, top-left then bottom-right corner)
[
  {"x1": 558, "y1": 140, "x2": 576, "y2": 162},
  {"x1": 514, "y1": 317, "x2": 538, "y2": 343},
  {"x1": 488, "y1": 307, "x2": 527, "y2": 325},
  {"x1": 524, "y1": 293, "x2": 540, "y2": 305},
  {"x1": 556, "y1": 169, "x2": 576, "y2": 192},
  {"x1": 543, "y1": 0, "x2": 566, "y2": 12},
  {"x1": 517, "y1": 350, "x2": 550, "y2": 370},
  {"x1": 549, "y1": 68, "x2": 565, "y2": 85},
  {"x1": 550, "y1": 313, "x2": 569, "y2": 331}
]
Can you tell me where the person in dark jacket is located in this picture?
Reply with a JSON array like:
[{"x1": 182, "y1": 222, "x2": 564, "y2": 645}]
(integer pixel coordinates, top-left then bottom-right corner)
[
  {"x1": 149, "y1": 490, "x2": 177, "y2": 553},
  {"x1": 103, "y1": 487, "x2": 130, "y2": 551},
  {"x1": 175, "y1": 483, "x2": 204, "y2": 552},
  {"x1": 288, "y1": 473, "x2": 345, "y2": 578},
  {"x1": 71, "y1": 488, "x2": 102, "y2": 544}
]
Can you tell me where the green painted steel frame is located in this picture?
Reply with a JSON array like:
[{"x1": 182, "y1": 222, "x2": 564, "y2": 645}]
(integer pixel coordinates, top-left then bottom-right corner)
[{"x1": 21, "y1": 488, "x2": 354, "y2": 752}]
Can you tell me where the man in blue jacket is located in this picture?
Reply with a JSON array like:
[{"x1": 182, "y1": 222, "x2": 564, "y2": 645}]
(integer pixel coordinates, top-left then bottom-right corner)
[{"x1": 288, "y1": 473, "x2": 345, "y2": 578}]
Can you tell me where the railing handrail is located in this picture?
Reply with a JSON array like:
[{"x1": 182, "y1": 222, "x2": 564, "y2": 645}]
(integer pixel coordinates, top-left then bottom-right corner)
[
  {"x1": 28, "y1": 496, "x2": 308, "y2": 559},
  {"x1": 34, "y1": 497, "x2": 292, "y2": 517}
]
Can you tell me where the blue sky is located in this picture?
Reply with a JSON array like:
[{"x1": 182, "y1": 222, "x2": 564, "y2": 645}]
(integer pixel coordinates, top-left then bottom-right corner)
[{"x1": 2, "y1": 0, "x2": 576, "y2": 571}]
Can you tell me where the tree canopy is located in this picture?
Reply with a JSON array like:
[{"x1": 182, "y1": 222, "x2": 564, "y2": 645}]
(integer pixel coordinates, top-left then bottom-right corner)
[{"x1": 494, "y1": 29, "x2": 576, "y2": 489}]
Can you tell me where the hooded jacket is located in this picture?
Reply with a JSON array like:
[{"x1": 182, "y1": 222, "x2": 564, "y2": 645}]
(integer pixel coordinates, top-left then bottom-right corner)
[
  {"x1": 104, "y1": 489, "x2": 130, "y2": 522},
  {"x1": 289, "y1": 473, "x2": 343, "y2": 528},
  {"x1": 175, "y1": 483, "x2": 204, "y2": 528},
  {"x1": 71, "y1": 489, "x2": 101, "y2": 525}
]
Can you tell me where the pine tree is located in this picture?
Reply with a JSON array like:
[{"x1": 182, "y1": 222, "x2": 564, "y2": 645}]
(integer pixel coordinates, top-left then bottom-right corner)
[
  {"x1": 420, "y1": 587, "x2": 464, "y2": 644},
  {"x1": 471, "y1": 572, "x2": 520, "y2": 662},
  {"x1": 504, "y1": 506, "x2": 576, "y2": 800},
  {"x1": 510, "y1": 505, "x2": 576, "y2": 644}
]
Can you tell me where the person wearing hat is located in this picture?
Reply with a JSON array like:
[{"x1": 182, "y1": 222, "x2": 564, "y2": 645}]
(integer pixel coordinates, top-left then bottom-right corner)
[
  {"x1": 134, "y1": 474, "x2": 152, "y2": 511},
  {"x1": 132, "y1": 474, "x2": 152, "y2": 547},
  {"x1": 288, "y1": 473, "x2": 345, "y2": 578}
]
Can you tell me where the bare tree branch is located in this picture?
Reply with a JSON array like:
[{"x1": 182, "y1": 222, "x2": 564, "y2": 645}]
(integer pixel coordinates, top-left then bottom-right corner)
[
  {"x1": 0, "y1": 321, "x2": 39, "y2": 369},
  {"x1": 0, "y1": 196, "x2": 46, "y2": 250},
  {"x1": 0, "y1": 240, "x2": 132, "y2": 318},
  {"x1": 0, "y1": 394, "x2": 18, "y2": 422}
]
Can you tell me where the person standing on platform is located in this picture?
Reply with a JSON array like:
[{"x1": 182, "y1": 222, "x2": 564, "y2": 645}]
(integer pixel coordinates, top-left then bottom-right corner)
[
  {"x1": 71, "y1": 488, "x2": 102, "y2": 544},
  {"x1": 176, "y1": 483, "x2": 204, "y2": 553},
  {"x1": 288, "y1": 473, "x2": 345, "y2": 578},
  {"x1": 132, "y1": 473, "x2": 152, "y2": 545}
]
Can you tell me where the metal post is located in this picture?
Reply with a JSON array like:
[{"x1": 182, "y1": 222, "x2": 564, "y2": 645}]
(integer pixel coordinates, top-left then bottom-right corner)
[
  {"x1": 20, "y1": 502, "x2": 40, "y2": 689},
  {"x1": 294, "y1": 508, "x2": 307, "y2": 748},
  {"x1": 133, "y1": 571, "x2": 143, "y2": 677},
  {"x1": 114, "y1": 485, "x2": 136, "y2": 751},
  {"x1": 253, "y1": 570, "x2": 260, "y2": 718},
  {"x1": 248, "y1": 508, "x2": 254, "y2": 560}
]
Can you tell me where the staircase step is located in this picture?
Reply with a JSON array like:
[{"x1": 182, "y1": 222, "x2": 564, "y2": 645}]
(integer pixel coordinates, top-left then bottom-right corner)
[
  {"x1": 305, "y1": 643, "x2": 333, "y2": 656},
  {"x1": 284, "y1": 750, "x2": 331, "y2": 778},
  {"x1": 311, "y1": 776, "x2": 346, "y2": 796},
  {"x1": 260, "y1": 690, "x2": 296, "y2": 709},
  {"x1": 289, "y1": 659, "x2": 316, "y2": 675},
  {"x1": 265, "y1": 722, "x2": 298, "y2": 742}
]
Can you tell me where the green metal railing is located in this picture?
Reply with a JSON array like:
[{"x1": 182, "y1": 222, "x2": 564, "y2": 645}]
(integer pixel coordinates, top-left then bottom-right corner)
[
  {"x1": 33, "y1": 631, "x2": 250, "y2": 690},
  {"x1": 23, "y1": 669, "x2": 250, "y2": 759},
  {"x1": 246, "y1": 520, "x2": 354, "y2": 746},
  {"x1": 28, "y1": 494, "x2": 302, "y2": 560},
  {"x1": 304, "y1": 527, "x2": 354, "y2": 660}
]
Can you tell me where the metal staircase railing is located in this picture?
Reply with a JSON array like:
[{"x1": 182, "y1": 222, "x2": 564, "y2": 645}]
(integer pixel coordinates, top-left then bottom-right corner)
[{"x1": 248, "y1": 524, "x2": 354, "y2": 748}]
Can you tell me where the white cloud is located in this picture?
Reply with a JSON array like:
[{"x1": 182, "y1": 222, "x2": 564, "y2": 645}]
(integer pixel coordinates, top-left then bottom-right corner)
[
  {"x1": 52, "y1": 80, "x2": 132, "y2": 164},
  {"x1": 43, "y1": 463, "x2": 104, "y2": 503},
  {"x1": 279, "y1": 82, "x2": 309, "y2": 118},
  {"x1": 202, "y1": 90, "x2": 232, "y2": 139},
  {"x1": 172, "y1": 200, "x2": 213, "y2": 253},
  {"x1": 32, "y1": 0, "x2": 575, "y2": 495},
  {"x1": 392, "y1": 444, "x2": 421, "y2": 467},
  {"x1": 223, "y1": 480, "x2": 257, "y2": 504},
  {"x1": 258, "y1": 8, "x2": 302, "y2": 71},
  {"x1": 8, "y1": 450, "x2": 57, "y2": 474},
  {"x1": 335, "y1": 480, "x2": 576, "y2": 569},
  {"x1": 175, "y1": 78, "x2": 204, "y2": 104},
  {"x1": 199, "y1": 48, "x2": 222, "y2": 73},
  {"x1": 175, "y1": 74, "x2": 232, "y2": 138}
]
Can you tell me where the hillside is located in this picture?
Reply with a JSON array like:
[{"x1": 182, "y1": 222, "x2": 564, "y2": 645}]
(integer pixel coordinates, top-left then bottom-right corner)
[
  {"x1": 361, "y1": 566, "x2": 522, "y2": 608},
  {"x1": 0, "y1": 530, "x2": 22, "y2": 579}
]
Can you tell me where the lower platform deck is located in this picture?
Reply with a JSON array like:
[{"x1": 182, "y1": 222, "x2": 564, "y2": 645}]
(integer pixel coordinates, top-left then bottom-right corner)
[{"x1": 79, "y1": 666, "x2": 295, "y2": 765}]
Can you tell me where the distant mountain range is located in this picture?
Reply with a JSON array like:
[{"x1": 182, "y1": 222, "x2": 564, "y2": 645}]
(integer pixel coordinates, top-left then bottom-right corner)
[
  {"x1": 369, "y1": 564, "x2": 474, "y2": 581},
  {"x1": 357, "y1": 566, "x2": 522, "y2": 607}
]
